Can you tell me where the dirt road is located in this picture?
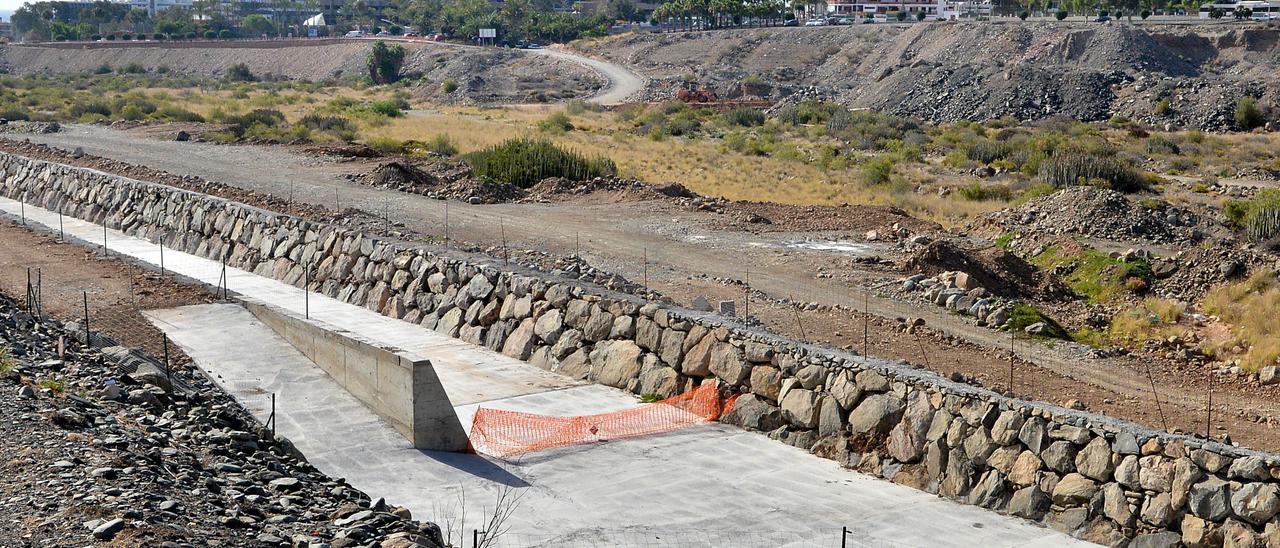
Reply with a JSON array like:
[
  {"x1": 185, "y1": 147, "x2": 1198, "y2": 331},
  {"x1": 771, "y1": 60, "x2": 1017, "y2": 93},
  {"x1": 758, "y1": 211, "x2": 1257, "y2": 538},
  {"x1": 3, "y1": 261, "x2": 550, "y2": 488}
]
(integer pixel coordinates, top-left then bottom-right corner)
[
  {"x1": 530, "y1": 47, "x2": 645, "y2": 104},
  {"x1": 11, "y1": 126, "x2": 1280, "y2": 449}
]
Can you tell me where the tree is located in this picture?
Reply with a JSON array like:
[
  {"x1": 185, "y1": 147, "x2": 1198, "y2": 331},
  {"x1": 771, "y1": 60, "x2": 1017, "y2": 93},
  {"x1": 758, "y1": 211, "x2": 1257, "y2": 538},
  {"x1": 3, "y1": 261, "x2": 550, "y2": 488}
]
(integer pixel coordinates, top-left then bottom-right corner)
[
  {"x1": 242, "y1": 14, "x2": 275, "y2": 35},
  {"x1": 1235, "y1": 96, "x2": 1265, "y2": 130},
  {"x1": 915, "y1": 9, "x2": 926, "y2": 20},
  {"x1": 1018, "y1": 10, "x2": 1029, "y2": 18},
  {"x1": 367, "y1": 40, "x2": 406, "y2": 83},
  {"x1": 1209, "y1": 7, "x2": 1223, "y2": 18},
  {"x1": 1232, "y1": 5, "x2": 1252, "y2": 18},
  {"x1": 1055, "y1": 8, "x2": 1068, "y2": 19}
]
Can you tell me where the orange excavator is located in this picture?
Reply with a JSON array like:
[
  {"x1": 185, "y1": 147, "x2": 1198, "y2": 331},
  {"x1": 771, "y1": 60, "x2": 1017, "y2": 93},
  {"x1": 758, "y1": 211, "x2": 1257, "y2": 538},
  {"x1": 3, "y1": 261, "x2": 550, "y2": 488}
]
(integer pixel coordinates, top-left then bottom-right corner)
[{"x1": 675, "y1": 82, "x2": 719, "y2": 103}]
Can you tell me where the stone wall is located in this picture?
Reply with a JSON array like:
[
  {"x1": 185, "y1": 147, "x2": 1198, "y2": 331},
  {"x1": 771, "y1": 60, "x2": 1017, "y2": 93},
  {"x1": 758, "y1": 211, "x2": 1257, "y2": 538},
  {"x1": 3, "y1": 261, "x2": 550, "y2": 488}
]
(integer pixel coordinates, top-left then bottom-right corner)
[{"x1": 5, "y1": 152, "x2": 1280, "y2": 547}]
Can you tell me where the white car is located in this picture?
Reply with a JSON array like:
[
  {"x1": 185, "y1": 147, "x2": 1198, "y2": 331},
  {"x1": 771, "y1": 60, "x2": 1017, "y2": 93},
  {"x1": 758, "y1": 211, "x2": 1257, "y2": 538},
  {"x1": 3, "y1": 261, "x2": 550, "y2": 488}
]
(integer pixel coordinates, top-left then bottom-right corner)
[
  {"x1": 345, "y1": 30, "x2": 365, "y2": 37},
  {"x1": 1250, "y1": 12, "x2": 1277, "y2": 20},
  {"x1": 804, "y1": 19, "x2": 827, "y2": 26}
]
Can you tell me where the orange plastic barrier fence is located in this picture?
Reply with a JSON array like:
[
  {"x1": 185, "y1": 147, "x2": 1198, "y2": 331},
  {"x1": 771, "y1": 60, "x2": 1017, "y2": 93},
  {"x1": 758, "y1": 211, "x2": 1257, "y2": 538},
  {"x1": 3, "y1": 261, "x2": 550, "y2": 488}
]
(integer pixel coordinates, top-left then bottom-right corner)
[{"x1": 469, "y1": 383, "x2": 737, "y2": 458}]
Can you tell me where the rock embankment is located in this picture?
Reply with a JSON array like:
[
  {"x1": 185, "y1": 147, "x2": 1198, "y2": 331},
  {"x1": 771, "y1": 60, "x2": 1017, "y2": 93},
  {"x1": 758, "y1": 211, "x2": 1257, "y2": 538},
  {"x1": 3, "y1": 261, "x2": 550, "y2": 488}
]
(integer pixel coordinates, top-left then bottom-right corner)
[
  {"x1": 10, "y1": 151, "x2": 1280, "y2": 546},
  {"x1": 580, "y1": 23, "x2": 1280, "y2": 130},
  {"x1": 0, "y1": 293, "x2": 442, "y2": 546}
]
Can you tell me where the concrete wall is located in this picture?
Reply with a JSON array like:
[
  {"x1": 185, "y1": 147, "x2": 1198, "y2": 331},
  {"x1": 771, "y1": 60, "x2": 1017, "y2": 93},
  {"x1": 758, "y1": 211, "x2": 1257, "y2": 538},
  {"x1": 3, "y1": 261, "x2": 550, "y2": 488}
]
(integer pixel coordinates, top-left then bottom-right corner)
[
  {"x1": 6, "y1": 152, "x2": 1280, "y2": 547},
  {"x1": 240, "y1": 297, "x2": 468, "y2": 452}
]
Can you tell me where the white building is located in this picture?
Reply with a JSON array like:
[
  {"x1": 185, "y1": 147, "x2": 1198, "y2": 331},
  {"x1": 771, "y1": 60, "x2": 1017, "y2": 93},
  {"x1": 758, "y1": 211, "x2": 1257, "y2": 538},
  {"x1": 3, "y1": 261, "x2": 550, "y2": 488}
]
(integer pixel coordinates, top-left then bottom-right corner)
[
  {"x1": 1197, "y1": 0, "x2": 1280, "y2": 17},
  {"x1": 826, "y1": 0, "x2": 989, "y2": 18},
  {"x1": 128, "y1": 0, "x2": 195, "y2": 18}
]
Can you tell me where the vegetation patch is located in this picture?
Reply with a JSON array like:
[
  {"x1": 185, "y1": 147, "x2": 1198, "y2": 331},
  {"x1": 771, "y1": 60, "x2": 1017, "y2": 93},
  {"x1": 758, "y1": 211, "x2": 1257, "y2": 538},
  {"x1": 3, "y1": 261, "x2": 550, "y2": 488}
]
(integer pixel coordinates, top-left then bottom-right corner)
[
  {"x1": 1005, "y1": 303, "x2": 1070, "y2": 340},
  {"x1": 1030, "y1": 244, "x2": 1152, "y2": 304},
  {"x1": 1203, "y1": 270, "x2": 1280, "y2": 371},
  {"x1": 464, "y1": 138, "x2": 616, "y2": 188}
]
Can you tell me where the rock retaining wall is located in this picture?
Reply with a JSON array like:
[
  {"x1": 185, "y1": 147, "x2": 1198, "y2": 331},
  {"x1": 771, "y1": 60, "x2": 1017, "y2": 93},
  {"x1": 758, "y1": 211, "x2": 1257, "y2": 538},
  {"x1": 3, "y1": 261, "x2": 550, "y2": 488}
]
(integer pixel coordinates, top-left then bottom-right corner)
[{"x1": 4, "y1": 152, "x2": 1280, "y2": 547}]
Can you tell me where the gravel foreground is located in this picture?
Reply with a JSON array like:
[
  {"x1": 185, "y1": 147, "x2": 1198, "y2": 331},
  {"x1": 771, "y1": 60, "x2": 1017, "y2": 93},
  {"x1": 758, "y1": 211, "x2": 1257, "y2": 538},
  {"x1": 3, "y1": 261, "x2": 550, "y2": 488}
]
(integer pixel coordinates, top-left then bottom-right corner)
[{"x1": 0, "y1": 293, "x2": 443, "y2": 548}]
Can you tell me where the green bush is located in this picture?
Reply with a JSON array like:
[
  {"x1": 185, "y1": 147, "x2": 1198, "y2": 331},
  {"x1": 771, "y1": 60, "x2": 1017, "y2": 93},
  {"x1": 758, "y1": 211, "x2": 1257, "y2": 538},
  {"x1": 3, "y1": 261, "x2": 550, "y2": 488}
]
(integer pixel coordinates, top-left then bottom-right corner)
[
  {"x1": 150, "y1": 106, "x2": 205, "y2": 122},
  {"x1": 368, "y1": 100, "x2": 403, "y2": 117},
  {"x1": 1055, "y1": 9, "x2": 1067, "y2": 19},
  {"x1": 826, "y1": 110, "x2": 921, "y2": 150},
  {"x1": 775, "y1": 100, "x2": 844, "y2": 126},
  {"x1": 121, "y1": 33, "x2": 132, "y2": 40},
  {"x1": 1006, "y1": 303, "x2": 1071, "y2": 340},
  {"x1": 218, "y1": 29, "x2": 232, "y2": 39},
  {"x1": 424, "y1": 134, "x2": 458, "y2": 157},
  {"x1": 1040, "y1": 149, "x2": 1147, "y2": 192},
  {"x1": 441, "y1": 79, "x2": 459, "y2": 93},
  {"x1": 369, "y1": 136, "x2": 406, "y2": 154},
  {"x1": 0, "y1": 106, "x2": 32, "y2": 121},
  {"x1": 367, "y1": 41, "x2": 406, "y2": 84},
  {"x1": 1229, "y1": 189, "x2": 1280, "y2": 242},
  {"x1": 861, "y1": 157, "x2": 894, "y2": 185},
  {"x1": 1018, "y1": 10, "x2": 1029, "y2": 19},
  {"x1": 966, "y1": 139, "x2": 1010, "y2": 164},
  {"x1": 119, "y1": 63, "x2": 146, "y2": 74},
  {"x1": 1235, "y1": 96, "x2": 1265, "y2": 131},
  {"x1": 463, "y1": 137, "x2": 616, "y2": 188},
  {"x1": 565, "y1": 100, "x2": 602, "y2": 115},
  {"x1": 204, "y1": 30, "x2": 217, "y2": 39},
  {"x1": 724, "y1": 107, "x2": 765, "y2": 127},
  {"x1": 957, "y1": 182, "x2": 1012, "y2": 201},
  {"x1": 537, "y1": 111, "x2": 575, "y2": 133},
  {"x1": 226, "y1": 63, "x2": 255, "y2": 82},
  {"x1": 94, "y1": 64, "x2": 112, "y2": 75}
]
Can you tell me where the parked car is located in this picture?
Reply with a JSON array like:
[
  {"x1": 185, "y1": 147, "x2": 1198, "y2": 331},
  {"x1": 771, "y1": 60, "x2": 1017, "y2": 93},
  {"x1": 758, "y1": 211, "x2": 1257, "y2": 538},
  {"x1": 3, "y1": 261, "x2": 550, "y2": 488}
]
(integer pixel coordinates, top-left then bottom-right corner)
[
  {"x1": 804, "y1": 19, "x2": 826, "y2": 25},
  {"x1": 783, "y1": 19, "x2": 799, "y2": 26},
  {"x1": 527, "y1": 43, "x2": 542, "y2": 49},
  {"x1": 375, "y1": 31, "x2": 390, "y2": 36},
  {"x1": 404, "y1": 32, "x2": 420, "y2": 37},
  {"x1": 344, "y1": 30, "x2": 365, "y2": 37},
  {"x1": 1251, "y1": 12, "x2": 1277, "y2": 20},
  {"x1": 1093, "y1": 15, "x2": 1111, "y2": 22}
]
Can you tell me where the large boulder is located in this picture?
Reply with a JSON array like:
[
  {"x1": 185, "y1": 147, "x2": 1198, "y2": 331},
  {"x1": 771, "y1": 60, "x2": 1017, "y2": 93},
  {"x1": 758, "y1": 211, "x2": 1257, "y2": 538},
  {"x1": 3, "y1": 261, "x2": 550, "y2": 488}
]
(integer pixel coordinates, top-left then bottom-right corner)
[
  {"x1": 1051, "y1": 473, "x2": 1098, "y2": 506},
  {"x1": 500, "y1": 318, "x2": 537, "y2": 360},
  {"x1": 589, "y1": 340, "x2": 644, "y2": 389},
  {"x1": 847, "y1": 394, "x2": 905, "y2": 435},
  {"x1": 780, "y1": 388, "x2": 821, "y2": 429},
  {"x1": 1007, "y1": 485, "x2": 1050, "y2": 520},
  {"x1": 1188, "y1": 477, "x2": 1231, "y2": 521},
  {"x1": 722, "y1": 394, "x2": 783, "y2": 431},
  {"x1": 533, "y1": 309, "x2": 564, "y2": 345},
  {"x1": 828, "y1": 370, "x2": 862, "y2": 410},
  {"x1": 886, "y1": 390, "x2": 933, "y2": 463},
  {"x1": 681, "y1": 334, "x2": 715, "y2": 377},
  {"x1": 708, "y1": 342, "x2": 749, "y2": 385},
  {"x1": 1231, "y1": 482, "x2": 1280, "y2": 525},
  {"x1": 1075, "y1": 437, "x2": 1115, "y2": 481}
]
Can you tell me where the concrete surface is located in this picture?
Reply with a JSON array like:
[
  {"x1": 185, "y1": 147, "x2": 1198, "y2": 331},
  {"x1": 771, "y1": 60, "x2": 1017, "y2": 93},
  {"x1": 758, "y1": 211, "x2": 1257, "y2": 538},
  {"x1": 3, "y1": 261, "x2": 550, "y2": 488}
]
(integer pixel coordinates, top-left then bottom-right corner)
[
  {"x1": 242, "y1": 298, "x2": 468, "y2": 451},
  {"x1": 0, "y1": 196, "x2": 1095, "y2": 546}
]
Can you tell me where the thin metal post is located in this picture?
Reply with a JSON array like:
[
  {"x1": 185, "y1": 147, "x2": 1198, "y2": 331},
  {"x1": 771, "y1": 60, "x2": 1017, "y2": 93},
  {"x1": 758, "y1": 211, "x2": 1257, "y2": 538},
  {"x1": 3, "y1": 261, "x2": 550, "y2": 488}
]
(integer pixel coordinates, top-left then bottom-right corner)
[
  {"x1": 102, "y1": 223, "x2": 108, "y2": 254},
  {"x1": 1010, "y1": 329, "x2": 1015, "y2": 395},
  {"x1": 1145, "y1": 361, "x2": 1168, "y2": 432},
  {"x1": 789, "y1": 296, "x2": 806, "y2": 342},
  {"x1": 1206, "y1": 379, "x2": 1213, "y2": 439},
  {"x1": 26, "y1": 268, "x2": 32, "y2": 313},
  {"x1": 643, "y1": 247, "x2": 648, "y2": 291},
  {"x1": 19, "y1": 200, "x2": 25, "y2": 226},
  {"x1": 744, "y1": 267, "x2": 750, "y2": 320},
  {"x1": 335, "y1": 188, "x2": 340, "y2": 213},
  {"x1": 220, "y1": 253, "x2": 228, "y2": 300},
  {"x1": 288, "y1": 181, "x2": 295, "y2": 206},
  {"x1": 159, "y1": 238, "x2": 165, "y2": 276},
  {"x1": 842, "y1": 526, "x2": 849, "y2": 548},
  {"x1": 473, "y1": 529, "x2": 480, "y2": 548},
  {"x1": 304, "y1": 262, "x2": 310, "y2": 319},
  {"x1": 863, "y1": 287, "x2": 869, "y2": 354},
  {"x1": 270, "y1": 393, "x2": 276, "y2": 439},
  {"x1": 162, "y1": 333, "x2": 171, "y2": 379},
  {"x1": 384, "y1": 197, "x2": 390, "y2": 232},
  {"x1": 58, "y1": 208, "x2": 64, "y2": 242},
  {"x1": 444, "y1": 200, "x2": 450, "y2": 249},
  {"x1": 500, "y1": 219, "x2": 508, "y2": 265},
  {"x1": 82, "y1": 291, "x2": 90, "y2": 343},
  {"x1": 575, "y1": 231, "x2": 579, "y2": 259}
]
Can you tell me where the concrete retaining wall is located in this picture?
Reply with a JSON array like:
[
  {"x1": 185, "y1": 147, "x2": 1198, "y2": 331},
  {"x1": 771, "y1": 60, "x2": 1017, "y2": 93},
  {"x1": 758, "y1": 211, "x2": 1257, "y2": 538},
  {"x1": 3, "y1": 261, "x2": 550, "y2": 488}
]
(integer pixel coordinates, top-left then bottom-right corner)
[
  {"x1": 241, "y1": 298, "x2": 468, "y2": 452},
  {"x1": 6, "y1": 152, "x2": 1280, "y2": 546}
]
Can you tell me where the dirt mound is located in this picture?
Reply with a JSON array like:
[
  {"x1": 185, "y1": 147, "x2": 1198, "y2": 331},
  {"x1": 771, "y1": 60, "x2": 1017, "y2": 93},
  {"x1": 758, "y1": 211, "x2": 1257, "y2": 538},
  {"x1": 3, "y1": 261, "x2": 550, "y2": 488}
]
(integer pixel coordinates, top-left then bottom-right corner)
[
  {"x1": 904, "y1": 240, "x2": 1068, "y2": 299},
  {"x1": 522, "y1": 177, "x2": 697, "y2": 203},
  {"x1": 978, "y1": 186, "x2": 1225, "y2": 245},
  {"x1": 711, "y1": 202, "x2": 939, "y2": 234},
  {"x1": 578, "y1": 24, "x2": 1280, "y2": 130},
  {"x1": 352, "y1": 159, "x2": 524, "y2": 203},
  {"x1": 0, "y1": 121, "x2": 60, "y2": 134}
]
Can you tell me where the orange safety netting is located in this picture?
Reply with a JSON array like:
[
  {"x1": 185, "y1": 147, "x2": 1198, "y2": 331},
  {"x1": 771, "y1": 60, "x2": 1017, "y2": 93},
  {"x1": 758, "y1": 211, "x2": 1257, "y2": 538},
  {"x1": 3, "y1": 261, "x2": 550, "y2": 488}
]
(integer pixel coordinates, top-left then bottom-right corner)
[{"x1": 469, "y1": 383, "x2": 738, "y2": 458}]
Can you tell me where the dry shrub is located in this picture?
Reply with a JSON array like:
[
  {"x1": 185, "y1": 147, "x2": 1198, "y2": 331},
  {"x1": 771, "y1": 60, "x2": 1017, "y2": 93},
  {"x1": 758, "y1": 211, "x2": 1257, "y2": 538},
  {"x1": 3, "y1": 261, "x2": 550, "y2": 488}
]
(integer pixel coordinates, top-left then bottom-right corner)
[{"x1": 1203, "y1": 270, "x2": 1280, "y2": 370}]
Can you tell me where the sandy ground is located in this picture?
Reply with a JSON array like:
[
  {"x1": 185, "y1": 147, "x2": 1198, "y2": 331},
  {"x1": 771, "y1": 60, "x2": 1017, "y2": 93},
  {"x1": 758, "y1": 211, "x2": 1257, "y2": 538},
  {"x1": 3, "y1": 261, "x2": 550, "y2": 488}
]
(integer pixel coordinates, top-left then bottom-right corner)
[{"x1": 7, "y1": 127, "x2": 1280, "y2": 452}]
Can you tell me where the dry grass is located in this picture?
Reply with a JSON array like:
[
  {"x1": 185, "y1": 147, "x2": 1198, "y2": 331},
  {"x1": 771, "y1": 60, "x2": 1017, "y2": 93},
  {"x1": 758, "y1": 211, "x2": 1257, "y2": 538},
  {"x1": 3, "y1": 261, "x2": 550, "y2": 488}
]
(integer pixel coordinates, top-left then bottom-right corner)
[
  {"x1": 1203, "y1": 269, "x2": 1280, "y2": 371},
  {"x1": 366, "y1": 106, "x2": 1006, "y2": 226},
  {"x1": 1106, "y1": 298, "x2": 1186, "y2": 345}
]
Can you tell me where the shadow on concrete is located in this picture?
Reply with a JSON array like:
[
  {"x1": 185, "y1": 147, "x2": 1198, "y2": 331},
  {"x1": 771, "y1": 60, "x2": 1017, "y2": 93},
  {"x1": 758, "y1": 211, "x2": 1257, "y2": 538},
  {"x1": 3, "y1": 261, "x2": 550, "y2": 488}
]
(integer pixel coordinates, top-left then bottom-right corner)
[{"x1": 419, "y1": 451, "x2": 529, "y2": 487}]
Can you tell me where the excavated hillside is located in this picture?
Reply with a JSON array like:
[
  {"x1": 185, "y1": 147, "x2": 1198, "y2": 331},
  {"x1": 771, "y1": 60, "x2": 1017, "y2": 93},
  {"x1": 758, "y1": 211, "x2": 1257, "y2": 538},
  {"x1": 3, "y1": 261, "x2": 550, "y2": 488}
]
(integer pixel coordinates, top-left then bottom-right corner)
[
  {"x1": 578, "y1": 22, "x2": 1280, "y2": 129},
  {"x1": 0, "y1": 40, "x2": 601, "y2": 103}
]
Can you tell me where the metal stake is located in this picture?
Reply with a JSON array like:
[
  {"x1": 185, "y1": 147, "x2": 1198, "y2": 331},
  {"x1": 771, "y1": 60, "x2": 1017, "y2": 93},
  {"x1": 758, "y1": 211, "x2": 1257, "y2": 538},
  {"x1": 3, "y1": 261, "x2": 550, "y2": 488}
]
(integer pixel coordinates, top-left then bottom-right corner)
[
  {"x1": 304, "y1": 262, "x2": 310, "y2": 319},
  {"x1": 643, "y1": 247, "x2": 648, "y2": 291},
  {"x1": 744, "y1": 266, "x2": 750, "y2": 320},
  {"x1": 82, "y1": 291, "x2": 90, "y2": 343},
  {"x1": 444, "y1": 200, "x2": 450, "y2": 249},
  {"x1": 499, "y1": 219, "x2": 508, "y2": 265},
  {"x1": 19, "y1": 200, "x2": 25, "y2": 226},
  {"x1": 162, "y1": 333, "x2": 171, "y2": 379},
  {"x1": 58, "y1": 208, "x2": 64, "y2": 241},
  {"x1": 159, "y1": 239, "x2": 165, "y2": 276}
]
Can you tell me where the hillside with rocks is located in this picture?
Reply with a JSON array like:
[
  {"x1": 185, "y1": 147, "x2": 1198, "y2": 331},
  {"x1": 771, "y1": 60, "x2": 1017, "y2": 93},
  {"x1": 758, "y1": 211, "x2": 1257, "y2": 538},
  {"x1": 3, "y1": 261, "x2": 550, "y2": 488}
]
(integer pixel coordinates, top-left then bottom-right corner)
[
  {"x1": 0, "y1": 293, "x2": 443, "y2": 547},
  {"x1": 577, "y1": 22, "x2": 1280, "y2": 130},
  {"x1": 0, "y1": 40, "x2": 600, "y2": 103}
]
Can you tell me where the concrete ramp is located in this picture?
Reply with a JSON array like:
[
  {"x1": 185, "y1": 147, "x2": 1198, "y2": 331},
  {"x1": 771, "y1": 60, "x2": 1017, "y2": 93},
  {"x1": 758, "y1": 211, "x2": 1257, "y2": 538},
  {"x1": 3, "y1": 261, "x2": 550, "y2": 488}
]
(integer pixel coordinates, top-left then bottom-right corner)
[{"x1": 239, "y1": 298, "x2": 468, "y2": 452}]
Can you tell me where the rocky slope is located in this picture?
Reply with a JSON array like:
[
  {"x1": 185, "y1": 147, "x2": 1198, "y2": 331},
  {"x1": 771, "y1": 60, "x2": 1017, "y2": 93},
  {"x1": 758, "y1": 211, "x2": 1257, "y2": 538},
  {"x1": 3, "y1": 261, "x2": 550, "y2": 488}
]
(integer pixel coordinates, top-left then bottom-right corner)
[
  {"x1": 577, "y1": 22, "x2": 1280, "y2": 130},
  {"x1": 0, "y1": 293, "x2": 443, "y2": 547},
  {"x1": 0, "y1": 40, "x2": 600, "y2": 104}
]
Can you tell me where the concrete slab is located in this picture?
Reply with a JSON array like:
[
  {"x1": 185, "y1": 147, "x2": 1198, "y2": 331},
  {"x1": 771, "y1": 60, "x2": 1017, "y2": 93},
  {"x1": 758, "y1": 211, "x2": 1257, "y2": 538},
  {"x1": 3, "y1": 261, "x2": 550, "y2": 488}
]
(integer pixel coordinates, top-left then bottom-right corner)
[
  {"x1": 3, "y1": 196, "x2": 1095, "y2": 547},
  {"x1": 149, "y1": 303, "x2": 1091, "y2": 547}
]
